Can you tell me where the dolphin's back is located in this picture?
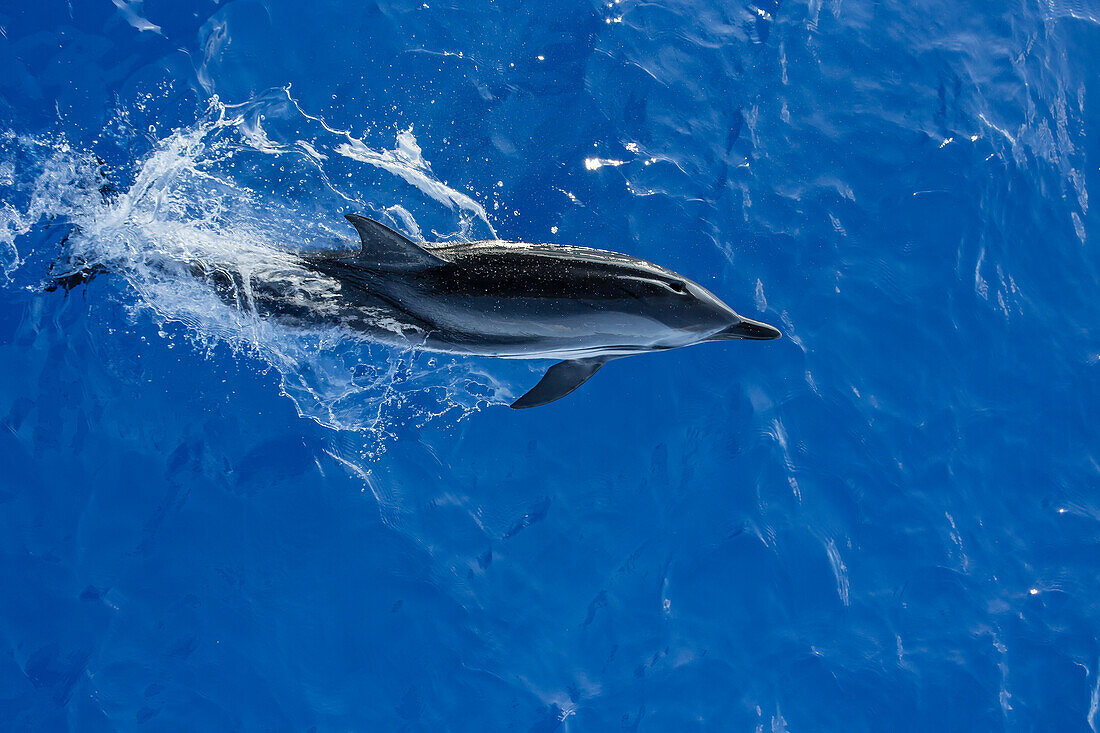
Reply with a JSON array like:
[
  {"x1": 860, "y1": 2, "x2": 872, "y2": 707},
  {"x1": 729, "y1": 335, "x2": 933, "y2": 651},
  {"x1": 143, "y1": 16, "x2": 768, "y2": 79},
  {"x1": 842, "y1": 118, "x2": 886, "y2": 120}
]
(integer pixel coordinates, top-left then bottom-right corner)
[
  {"x1": 428, "y1": 239, "x2": 678, "y2": 276},
  {"x1": 422, "y1": 240, "x2": 682, "y2": 301}
]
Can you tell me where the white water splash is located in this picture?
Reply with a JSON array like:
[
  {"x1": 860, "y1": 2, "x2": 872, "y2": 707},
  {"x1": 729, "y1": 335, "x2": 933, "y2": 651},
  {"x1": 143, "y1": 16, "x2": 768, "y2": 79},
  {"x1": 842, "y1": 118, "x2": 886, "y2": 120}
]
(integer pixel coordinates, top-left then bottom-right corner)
[
  {"x1": 283, "y1": 90, "x2": 494, "y2": 237},
  {"x1": 584, "y1": 156, "x2": 627, "y2": 171},
  {"x1": 0, "y1": 92, "x2": 514, "y2": 446}
]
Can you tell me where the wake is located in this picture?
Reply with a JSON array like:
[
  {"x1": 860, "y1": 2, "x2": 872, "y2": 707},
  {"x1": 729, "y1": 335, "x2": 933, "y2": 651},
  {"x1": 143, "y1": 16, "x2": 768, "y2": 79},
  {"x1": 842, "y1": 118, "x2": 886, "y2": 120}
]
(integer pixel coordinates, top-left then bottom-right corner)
[{"x1": 0, "y1": 90, "x2": 520, "y2": 444}]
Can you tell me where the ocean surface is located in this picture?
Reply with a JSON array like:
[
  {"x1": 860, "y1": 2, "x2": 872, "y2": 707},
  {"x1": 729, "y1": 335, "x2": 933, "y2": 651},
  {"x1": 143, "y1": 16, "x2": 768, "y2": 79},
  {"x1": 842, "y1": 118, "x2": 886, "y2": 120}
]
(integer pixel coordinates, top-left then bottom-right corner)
[{"x1": 1, "y1": 0, "x2": 1098, "y2": 730}]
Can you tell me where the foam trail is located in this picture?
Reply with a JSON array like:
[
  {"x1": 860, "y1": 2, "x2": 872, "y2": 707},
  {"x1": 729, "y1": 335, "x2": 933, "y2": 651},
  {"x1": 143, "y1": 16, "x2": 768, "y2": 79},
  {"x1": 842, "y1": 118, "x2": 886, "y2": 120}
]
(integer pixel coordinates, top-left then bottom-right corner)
[
  {"x1": 0, "y1": 93, "x2": 514, "y2": 451},
  {"x1": 282, "y1": 88, "x2": 496, "y2": 239}
]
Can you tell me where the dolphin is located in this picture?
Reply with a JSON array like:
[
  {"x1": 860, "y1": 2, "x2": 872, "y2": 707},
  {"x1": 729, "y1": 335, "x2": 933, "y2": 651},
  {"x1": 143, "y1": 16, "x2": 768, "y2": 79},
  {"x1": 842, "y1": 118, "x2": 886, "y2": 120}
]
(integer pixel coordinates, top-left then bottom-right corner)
[{"x1": 281, "y1": 214, "x2": 781, "y2": 409}]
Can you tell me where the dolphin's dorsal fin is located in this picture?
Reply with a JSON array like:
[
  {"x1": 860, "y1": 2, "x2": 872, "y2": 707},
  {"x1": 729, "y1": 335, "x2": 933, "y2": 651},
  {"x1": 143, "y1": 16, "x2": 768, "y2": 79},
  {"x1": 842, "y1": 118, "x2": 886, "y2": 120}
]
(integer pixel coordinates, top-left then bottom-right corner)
[
  {"x1": 344, "y1": 214, "x2": 447, "y2": 270},
  {"x1": 511, "y1": 357, "x2": 613, "y2": 409}
]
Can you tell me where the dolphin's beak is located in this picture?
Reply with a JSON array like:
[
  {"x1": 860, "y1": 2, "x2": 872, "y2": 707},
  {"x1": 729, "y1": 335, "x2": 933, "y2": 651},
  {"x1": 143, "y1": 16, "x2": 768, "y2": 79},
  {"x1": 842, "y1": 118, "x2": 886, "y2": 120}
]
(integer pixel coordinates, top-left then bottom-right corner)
[{"x1": 710, "y1": 316, "x2": 782, "y2": 341}]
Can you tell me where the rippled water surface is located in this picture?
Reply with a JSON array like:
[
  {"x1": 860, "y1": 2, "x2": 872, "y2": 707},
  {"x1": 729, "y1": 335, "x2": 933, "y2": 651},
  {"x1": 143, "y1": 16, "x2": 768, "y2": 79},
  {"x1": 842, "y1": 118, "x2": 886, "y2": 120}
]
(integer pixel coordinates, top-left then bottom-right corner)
[{"x1": 1, "y1": 0, "x2": 1098, "y2": 730}]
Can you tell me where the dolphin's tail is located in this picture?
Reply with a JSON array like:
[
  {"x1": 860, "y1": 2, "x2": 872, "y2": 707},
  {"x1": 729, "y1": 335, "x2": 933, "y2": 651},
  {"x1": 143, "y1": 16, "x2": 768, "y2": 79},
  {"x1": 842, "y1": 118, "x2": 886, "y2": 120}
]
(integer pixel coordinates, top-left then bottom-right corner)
[{"x1": 44, "y1": 262, "x2": 109, "y2": 292}]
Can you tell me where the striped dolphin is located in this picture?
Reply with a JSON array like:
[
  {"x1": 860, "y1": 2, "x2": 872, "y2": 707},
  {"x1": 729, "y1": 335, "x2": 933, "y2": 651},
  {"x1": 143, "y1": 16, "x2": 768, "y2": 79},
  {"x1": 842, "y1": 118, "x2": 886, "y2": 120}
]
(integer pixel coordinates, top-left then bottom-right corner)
[{"x1": 295, "y1": 214, "x2": 781, "y2": 408}]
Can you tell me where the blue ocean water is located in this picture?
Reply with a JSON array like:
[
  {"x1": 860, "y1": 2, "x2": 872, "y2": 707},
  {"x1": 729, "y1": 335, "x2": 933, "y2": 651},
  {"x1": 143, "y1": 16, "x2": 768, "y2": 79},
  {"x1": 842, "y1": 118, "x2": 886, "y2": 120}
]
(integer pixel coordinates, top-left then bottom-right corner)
[{"x1": 1, "y1": 0, "x2": 1098, "y2": 729}]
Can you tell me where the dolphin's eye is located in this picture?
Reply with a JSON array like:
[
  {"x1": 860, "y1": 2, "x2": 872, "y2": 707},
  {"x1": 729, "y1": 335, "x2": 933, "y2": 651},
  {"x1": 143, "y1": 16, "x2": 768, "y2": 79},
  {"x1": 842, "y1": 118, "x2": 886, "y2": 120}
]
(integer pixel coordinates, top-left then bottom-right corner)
[{"x1": 668, "y1": 280, "x2": 687, "y2": 294}]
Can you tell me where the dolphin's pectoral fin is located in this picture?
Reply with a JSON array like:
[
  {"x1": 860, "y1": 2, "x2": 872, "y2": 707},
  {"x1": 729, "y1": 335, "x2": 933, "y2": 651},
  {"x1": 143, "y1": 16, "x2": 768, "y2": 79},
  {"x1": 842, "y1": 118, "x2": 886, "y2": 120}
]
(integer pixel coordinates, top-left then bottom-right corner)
[
  {"x1": 510, "y1": 357, "x2": 611, "y2": 409},
  {"x1": 344, "y1": 214, "x2": 448, "y2": 270}
]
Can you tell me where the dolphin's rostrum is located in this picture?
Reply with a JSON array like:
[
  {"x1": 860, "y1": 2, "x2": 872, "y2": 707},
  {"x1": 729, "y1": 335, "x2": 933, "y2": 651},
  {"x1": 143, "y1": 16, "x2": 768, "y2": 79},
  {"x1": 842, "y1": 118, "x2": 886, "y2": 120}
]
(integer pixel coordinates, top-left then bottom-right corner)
[{"x1": 294, "y1": 214, "x2": 781, "y2": 408}]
